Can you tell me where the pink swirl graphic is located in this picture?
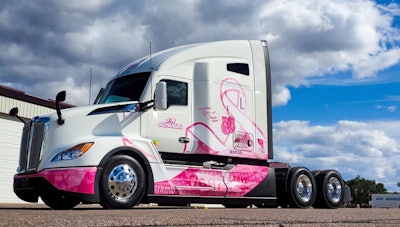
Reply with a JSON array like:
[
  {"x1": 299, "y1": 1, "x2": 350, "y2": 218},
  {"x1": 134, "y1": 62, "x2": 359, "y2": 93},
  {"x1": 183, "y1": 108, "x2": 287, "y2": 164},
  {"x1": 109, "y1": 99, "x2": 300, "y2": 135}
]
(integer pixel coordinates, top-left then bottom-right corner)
[{"x1": 154, "y1": 165, "x2": 269, "y2": 196}]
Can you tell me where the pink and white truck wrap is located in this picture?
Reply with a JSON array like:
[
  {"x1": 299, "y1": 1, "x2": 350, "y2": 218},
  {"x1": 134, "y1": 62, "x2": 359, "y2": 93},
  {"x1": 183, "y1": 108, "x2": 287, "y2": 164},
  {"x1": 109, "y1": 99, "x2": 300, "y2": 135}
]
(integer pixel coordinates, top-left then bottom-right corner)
[{"x1": 12, "y1": 40, "x2": 350, "y2": 209}]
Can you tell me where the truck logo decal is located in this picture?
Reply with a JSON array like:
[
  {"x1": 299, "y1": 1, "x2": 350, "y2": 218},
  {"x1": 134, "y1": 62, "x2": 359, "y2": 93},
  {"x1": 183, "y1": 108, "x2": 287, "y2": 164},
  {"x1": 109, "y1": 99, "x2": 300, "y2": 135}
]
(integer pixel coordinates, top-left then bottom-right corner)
[
  {"x1": 158, "y1": 117, "x2": 183, "y2": 129},
  {"x1": 221, "y1": 115, "x2": 235, "y2": 134}
]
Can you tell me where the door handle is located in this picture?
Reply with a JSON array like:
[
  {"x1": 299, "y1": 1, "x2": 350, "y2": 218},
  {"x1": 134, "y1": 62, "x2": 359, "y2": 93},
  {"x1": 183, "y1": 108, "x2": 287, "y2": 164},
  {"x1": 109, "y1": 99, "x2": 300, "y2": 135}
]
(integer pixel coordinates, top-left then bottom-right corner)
[{"x1": 179, "y1": 137, "x2": 190, "y2": 143}]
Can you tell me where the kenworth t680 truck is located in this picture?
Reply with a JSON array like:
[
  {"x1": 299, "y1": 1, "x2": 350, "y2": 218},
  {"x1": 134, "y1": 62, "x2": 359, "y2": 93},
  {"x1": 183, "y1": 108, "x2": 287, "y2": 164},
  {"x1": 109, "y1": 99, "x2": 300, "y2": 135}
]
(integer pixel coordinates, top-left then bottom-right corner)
[{"x1": 12, "y1": 40, "x2": 351, "y2": 209}]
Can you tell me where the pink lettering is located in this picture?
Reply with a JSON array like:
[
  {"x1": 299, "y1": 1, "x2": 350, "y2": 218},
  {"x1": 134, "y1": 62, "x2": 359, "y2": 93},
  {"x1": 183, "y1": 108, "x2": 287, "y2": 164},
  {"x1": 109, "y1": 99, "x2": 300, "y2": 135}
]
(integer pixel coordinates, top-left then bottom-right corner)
[{"x1": 158, "y1": 117, "x2": 183, "y2": 129}]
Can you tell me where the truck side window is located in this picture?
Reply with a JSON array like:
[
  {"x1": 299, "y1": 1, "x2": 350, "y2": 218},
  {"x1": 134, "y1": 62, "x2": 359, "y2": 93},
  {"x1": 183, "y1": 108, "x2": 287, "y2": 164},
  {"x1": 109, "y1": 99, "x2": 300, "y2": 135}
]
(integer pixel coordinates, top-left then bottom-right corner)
[
  {"x1": 227, "y1": 63, "x2": 249, "y2": 76},
  {"x1": 161, "y1": 80, "x2": 188, "y2": 106}
]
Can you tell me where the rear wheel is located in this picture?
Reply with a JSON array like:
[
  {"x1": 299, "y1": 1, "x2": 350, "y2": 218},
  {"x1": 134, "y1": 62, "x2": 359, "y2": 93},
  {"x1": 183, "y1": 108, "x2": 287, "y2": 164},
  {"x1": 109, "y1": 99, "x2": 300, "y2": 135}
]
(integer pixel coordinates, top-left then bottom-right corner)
[
  {"x1": 41, "y1": 192, "x2": 80, "y2": 210},
  {"x1": 313, "y1": 170, "x2": 344, "y2": 208},
  {"x1": 99, "y1": 155, "x2": 146, "y2": 209},
  {"x1": 287, "y1": 167, "x2": 316, "y2": 208}
]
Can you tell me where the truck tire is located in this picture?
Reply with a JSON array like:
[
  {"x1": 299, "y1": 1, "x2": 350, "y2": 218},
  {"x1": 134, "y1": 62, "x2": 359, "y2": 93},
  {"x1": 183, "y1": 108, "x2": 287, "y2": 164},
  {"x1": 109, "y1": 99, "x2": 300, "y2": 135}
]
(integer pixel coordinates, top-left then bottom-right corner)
[
  {"x1": 312, "y1": 170, "x2": 322, "y2": 176},
  {"x1": 99, "y1": 155, "x2": 146, "y2": 209},
  {"x1": 41, "y1": 192, "x2": 80, "y2": 210},
  {"x1": 287, "y1": 167, "x2": 316, "y2": 208},
  {"x1": 313, "y1": 170, "x2": 344, "y2": 208}
]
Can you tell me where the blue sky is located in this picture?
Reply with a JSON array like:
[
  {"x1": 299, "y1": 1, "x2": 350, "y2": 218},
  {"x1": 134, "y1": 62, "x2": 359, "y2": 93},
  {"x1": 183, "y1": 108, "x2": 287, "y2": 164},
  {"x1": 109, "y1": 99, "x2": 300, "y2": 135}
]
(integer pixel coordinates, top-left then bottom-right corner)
[
  {"x1": 274, "y1": 78, "x2": 400, "y2": 125},
  {"x1": 0, "y1": 0, "x2": 399, "y2": 192},
  {"x1": 272, "y1": 16, "x2": 400, "y2": 191}
]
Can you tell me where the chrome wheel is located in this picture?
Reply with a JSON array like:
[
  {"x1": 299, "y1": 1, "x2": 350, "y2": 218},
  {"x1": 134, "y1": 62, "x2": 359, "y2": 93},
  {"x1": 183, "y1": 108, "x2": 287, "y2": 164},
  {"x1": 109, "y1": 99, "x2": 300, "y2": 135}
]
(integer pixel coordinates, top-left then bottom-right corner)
[
  {"x1": 313, "y1": 170, "x2": 345, "y2": 208},
  {"x1": 108, "y1": 164, "x2": 138, "y2": 200},
  {"x1": 288, "y1": 167, "x2": 316, "y2": 208},
  {"x1": 100, "y1": 155, "x2": 146, "y2": 209},
  {"x1": 327, "y1": 176, "x2": 342, "y2": 204},
  {"x1": 296, "y1": 174, "x2": 313, "y2": 203}
]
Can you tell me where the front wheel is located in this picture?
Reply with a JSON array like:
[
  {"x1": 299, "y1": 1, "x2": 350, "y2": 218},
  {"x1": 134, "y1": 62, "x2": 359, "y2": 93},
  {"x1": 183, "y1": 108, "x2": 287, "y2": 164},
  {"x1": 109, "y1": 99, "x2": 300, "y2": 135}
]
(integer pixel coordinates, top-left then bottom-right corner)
[
  {"x1": 313, "y1": 170, "x2": 345, "y2": 208},
  {"x1": 287, "y1": 167, "x2": 317, "y2": 208},
  {"x1": 99, "y1": 155, "x2": 146, "y2": 209}
]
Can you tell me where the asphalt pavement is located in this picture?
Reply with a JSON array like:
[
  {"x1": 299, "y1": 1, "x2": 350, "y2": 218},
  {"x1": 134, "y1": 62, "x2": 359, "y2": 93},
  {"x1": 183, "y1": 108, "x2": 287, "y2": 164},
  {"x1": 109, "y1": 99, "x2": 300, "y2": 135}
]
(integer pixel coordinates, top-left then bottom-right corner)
[{"x1": 0, "y1": 203, "x2": 399, "y2": 226}]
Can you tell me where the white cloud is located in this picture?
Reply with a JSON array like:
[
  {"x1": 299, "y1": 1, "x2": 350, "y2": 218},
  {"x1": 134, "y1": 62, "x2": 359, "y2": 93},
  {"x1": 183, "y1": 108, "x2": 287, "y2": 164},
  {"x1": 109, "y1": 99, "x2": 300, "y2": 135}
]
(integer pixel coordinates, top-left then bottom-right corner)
[
  {"x1": 388, "y1": 106, "x2": 397, "y2": 112},
  {"x1": 353, "y1": 49, "x2": 400, "y2": 78},
  {"x1": 273, "y1": 120, "x2": 400, "y2": 191},
  {"x1": 375, "y1": 105, "x2": 397, "y2": 112},
  {"x1": 261, "y1": 0, "x2": 400, "y2": 104},
  {"x1": 272, "y1": 85, "x2": 292, "y2": 106},
  {"x1": 61, "y1": 0, "x2": 115, "y2": 13},
  {"x1": 0, "y1": 0, "x2": 399, "y2": 106}
]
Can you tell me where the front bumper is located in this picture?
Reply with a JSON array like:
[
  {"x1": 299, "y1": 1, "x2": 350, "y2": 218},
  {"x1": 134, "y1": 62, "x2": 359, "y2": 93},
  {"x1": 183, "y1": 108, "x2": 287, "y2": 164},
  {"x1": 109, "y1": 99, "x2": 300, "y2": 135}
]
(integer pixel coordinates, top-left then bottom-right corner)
[{"x1": 14, "y1": 167, "x2": 100, "y2": 203}]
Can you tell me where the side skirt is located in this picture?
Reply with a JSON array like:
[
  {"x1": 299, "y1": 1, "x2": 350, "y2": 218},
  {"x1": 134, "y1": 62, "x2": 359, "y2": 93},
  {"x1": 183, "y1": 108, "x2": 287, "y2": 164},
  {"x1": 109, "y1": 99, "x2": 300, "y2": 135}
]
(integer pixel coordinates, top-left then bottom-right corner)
[{"x1": 146, "y1": 194, "x2": 277, "y2": 206}]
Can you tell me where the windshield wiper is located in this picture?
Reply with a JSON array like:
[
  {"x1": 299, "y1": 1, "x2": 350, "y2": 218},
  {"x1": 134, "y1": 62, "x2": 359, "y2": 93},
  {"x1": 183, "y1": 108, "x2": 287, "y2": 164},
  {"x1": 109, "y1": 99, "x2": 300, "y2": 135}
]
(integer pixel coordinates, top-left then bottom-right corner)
[
  {"x1": 88, "y1": 101, "x2": 153, "y2": 116},
  {"x1": 139, "y1": 100, "x2": 154, "y2": 112}
]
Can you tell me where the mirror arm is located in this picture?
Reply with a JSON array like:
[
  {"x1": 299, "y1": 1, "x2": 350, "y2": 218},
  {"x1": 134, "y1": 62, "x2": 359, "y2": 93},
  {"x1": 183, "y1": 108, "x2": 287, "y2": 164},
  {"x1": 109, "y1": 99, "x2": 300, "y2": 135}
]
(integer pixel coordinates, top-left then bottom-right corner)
[
  {"x1": 55, "y1": 91, "x2": 66, "y2": 125},
  {"x1": 9, "y1": 107, "x2": 26, "y2": 124}
]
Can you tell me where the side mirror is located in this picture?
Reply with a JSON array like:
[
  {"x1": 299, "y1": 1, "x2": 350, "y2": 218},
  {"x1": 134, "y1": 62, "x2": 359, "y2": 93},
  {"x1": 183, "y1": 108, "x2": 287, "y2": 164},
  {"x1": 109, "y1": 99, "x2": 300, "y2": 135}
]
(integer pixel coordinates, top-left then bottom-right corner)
[
  {"x1": 9, "y1": 107, "x2": 26, "y2": 124},
  {"x1": 9, "y1": 107, "x2": 18, "y2": 116},
  {"x1": 56, "y1": 90, "x2": 66, "y2": 102},
  {"x1": 56, "y1": 91, "x2": 66, "y2": 125},
  {"x1": 154, "y1": 81, "x2": 167, "y2": 111}
]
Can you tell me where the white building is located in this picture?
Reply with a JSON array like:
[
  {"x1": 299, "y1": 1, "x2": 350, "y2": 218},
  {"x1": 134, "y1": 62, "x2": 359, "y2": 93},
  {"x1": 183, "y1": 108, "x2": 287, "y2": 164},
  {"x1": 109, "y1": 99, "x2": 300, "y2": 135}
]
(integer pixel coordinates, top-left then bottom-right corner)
[
  {"x1": 0, "y1": 85, "x2": 73, "y2": 203},
  {"x1": 369, "y1": 194, "x2": 400, "y2": 208}
]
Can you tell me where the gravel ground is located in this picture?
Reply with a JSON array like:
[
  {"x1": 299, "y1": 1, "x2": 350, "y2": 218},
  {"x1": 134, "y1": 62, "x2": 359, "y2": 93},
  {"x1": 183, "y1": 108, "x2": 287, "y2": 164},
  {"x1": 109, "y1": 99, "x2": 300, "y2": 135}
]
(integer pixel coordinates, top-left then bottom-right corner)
[{"x1": 0, "y1": 204, "x2": 399, "y2": 226}]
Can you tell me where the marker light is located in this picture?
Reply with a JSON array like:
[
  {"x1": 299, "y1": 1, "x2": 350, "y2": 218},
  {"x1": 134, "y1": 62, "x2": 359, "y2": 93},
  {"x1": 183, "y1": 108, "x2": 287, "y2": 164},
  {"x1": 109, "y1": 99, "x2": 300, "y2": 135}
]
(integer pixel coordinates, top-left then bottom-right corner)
[{"x1": 52, "y1": 142, "x2": 94, "y2": 162}]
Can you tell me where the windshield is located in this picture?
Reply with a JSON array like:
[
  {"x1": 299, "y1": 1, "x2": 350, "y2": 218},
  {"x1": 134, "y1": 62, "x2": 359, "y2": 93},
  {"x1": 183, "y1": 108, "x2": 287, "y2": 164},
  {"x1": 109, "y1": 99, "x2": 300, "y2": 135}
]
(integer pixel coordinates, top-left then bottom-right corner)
[{"x1": 96, "y1": 72, "x2": 151, "y2": 104}]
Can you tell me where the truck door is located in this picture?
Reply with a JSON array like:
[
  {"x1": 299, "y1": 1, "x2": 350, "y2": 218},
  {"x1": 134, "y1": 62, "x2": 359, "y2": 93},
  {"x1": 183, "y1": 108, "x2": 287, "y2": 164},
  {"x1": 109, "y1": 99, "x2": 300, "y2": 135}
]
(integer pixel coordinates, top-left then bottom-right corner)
[{"x1": 148, "y1": 78, "x2": 193, "y2": 154}]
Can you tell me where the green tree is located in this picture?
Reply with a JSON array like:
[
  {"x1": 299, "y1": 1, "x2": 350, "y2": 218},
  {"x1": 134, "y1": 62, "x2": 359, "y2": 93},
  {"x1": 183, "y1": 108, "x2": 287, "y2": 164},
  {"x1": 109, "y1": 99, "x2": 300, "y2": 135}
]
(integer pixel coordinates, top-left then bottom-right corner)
[{"x1": 346, "y1": 175, "x2": 387, "y2": 207}]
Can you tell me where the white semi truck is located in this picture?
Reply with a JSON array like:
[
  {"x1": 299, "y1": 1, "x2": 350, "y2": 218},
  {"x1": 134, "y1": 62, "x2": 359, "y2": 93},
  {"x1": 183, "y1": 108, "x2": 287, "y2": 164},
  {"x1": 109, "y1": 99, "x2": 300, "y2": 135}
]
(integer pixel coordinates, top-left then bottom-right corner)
[{"x1": 11, "y1": 40, "x2": 350, "y2": 209}]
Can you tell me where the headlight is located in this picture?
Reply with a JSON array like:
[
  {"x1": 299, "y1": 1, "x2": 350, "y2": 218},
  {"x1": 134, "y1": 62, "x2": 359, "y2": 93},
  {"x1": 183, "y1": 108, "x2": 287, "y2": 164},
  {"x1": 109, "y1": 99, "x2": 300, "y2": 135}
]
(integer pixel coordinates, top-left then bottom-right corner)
[{"x1": 52, "y1": 142, "x2": 94, "y2": 162}]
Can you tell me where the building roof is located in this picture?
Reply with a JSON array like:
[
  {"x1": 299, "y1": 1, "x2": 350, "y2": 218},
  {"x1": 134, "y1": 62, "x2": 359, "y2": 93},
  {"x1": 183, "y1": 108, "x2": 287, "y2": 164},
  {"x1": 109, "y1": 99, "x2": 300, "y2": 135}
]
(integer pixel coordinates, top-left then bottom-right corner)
[{"x1": 0, "y1": 85, "x2": 75, "y2": 109}]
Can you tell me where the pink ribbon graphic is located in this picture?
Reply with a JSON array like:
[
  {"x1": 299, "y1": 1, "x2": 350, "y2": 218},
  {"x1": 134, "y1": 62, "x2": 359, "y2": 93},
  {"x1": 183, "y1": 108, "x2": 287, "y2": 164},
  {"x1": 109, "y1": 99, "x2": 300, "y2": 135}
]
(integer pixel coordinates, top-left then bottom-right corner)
[{"x1": 185, "y1": 77, "x2": 267, "y2": 159}]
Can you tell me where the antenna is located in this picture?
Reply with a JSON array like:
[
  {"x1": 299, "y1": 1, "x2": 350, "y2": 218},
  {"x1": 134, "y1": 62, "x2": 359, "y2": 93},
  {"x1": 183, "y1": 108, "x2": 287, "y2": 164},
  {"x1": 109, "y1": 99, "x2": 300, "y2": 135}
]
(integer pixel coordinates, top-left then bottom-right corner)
[
  {"x1": 89, "y1": 66, "x2": 92, "y2": 104},
  {"x1": 149, "y1": 41, "x2": 153, "y2": 70}
]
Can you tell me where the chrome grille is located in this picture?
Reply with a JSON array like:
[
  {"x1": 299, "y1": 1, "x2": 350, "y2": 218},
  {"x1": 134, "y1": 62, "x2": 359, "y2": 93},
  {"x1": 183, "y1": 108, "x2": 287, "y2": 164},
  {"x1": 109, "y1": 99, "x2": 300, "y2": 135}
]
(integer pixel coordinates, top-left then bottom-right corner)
[{"x1": 18, "y1": 117, "x2": 49, "y2": 173}]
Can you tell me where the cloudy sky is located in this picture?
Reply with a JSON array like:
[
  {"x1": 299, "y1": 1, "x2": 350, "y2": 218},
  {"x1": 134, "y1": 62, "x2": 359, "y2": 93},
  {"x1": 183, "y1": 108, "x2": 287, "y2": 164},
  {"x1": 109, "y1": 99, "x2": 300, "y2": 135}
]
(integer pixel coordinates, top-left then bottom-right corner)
[{"x1": 1, "y1": 0, "x2": 399, "y2": 191}]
